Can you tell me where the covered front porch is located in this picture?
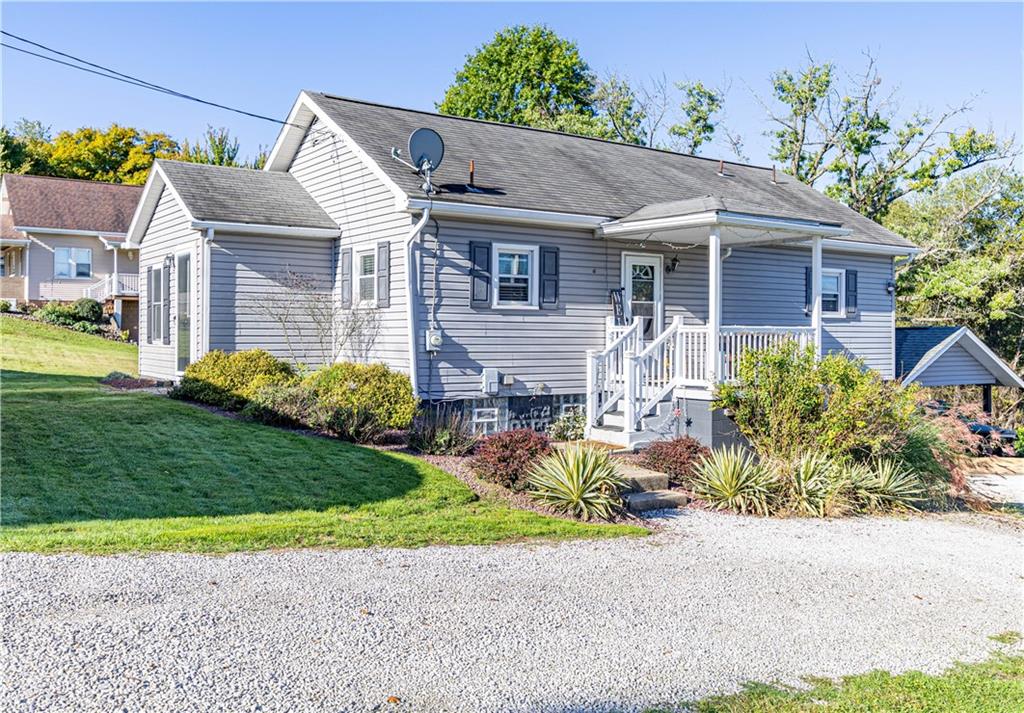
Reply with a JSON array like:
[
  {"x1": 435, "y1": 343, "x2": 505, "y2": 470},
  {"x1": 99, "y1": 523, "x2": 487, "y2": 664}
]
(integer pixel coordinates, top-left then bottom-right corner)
[{"x1": 584, "y1": 197, "x2": 851, "y2": 447}]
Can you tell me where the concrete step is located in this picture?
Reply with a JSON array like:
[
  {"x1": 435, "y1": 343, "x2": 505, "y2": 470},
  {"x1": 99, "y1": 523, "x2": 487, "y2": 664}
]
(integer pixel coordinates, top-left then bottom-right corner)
[
  {"x1": 625, "y1": 489, "x2": 690, "y2": 513},
  {"x1": 617, "y1": 464, "x2": 669, "y2": 493},
  {"x1": 602, "y1": 410, "x2": 626, "y2": 428}
]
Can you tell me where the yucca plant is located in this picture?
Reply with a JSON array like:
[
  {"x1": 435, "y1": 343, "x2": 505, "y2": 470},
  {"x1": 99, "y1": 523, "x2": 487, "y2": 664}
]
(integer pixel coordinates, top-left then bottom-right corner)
[
  {"x1": 784, "y1": 452, "x2": 841, "y2": 517},
  {"x1": 848, "y1": 459, "x2": 924, "y2": 512},
  {"x1": 692, "y1": 446, "x2": 775, "y2": 516},
  {"x1": 527, "y1": 444, "x2": 627, "y2": 521}
]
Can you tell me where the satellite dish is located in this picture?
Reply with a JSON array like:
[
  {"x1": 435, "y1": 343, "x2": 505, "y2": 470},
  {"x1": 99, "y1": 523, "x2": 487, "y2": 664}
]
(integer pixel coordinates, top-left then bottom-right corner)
[{"x1": 408, "y1": 128, "x2": 444, "y2": 173}]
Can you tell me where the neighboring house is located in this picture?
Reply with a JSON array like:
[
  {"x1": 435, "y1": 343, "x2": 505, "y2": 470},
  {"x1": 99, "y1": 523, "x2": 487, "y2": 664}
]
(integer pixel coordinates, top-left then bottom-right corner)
[
  {"x1": 126, "y1": 90, "x2": 1000, "y2": 447},
  {"x1": 896, "y1": 326, "x2": 1024, "y2": 412},
  {"x1": 1, "y1": 175, "x2": 143, "y2": 338}
]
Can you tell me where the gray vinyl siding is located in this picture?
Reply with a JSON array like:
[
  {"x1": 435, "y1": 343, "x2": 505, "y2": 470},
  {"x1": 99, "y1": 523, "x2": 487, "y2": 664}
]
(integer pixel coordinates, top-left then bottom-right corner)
[
  {"x1": 138, "y1": 188, "x2": 201, "y2": 380},
  {"x1": 286, "y1": 119, "x2": 412, "y2": 370},
  {"x1": 416, "y1": 224, "x2": 898, "y2": 399},
  {"x1": 912, "y1": 344, "x2": 996, "y2": 386},
  {"x1": 208, "y1": 233, "x2": 335, "y2": 366},
  {"x1": 722, "y1": 247, "x2": 896, "y2": 378},
  {"x1": 24, "y1": 233, "x2": 138, "y2": 302}
]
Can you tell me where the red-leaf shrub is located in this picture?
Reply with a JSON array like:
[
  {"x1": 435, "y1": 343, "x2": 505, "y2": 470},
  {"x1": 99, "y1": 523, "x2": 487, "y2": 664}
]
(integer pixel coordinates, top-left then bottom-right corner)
[
  {"x1": 638, "y1": 436, "x2": 710, "y2": 485},
  {"x1": 470, "y1": 429, "x2": 552, "y2": 491}
]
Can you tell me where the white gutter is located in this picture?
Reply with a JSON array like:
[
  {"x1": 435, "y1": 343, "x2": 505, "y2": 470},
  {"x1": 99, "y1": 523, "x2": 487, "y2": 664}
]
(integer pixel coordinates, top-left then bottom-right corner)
[
  {"x1": 14, "y1": 225, "x2": 127, "y2": 240},
  {"x1": 816, "y1": 238, "x2": 919, "y2": 257},
  {"x1": 189, "y1": 220, "x2": 340, "y2": 239},
  {"x1": 97, "y1": 235, "x2": 125, "y2": 250},
  {"x1": 404, "y1": 207, "x2": 431, "y2": 397},
  {"x1": 599, "y1": 211, "x2": 854, "y2": 238},
  {"x1": 403, "y1": 197, "x2": 608, "y2": 229},
  {"x1": 0, "y1": 238, "x2": 31, "y2": 247},
  {"x1": 202, "y1": 228, "x2": 213, "y2": 356}
]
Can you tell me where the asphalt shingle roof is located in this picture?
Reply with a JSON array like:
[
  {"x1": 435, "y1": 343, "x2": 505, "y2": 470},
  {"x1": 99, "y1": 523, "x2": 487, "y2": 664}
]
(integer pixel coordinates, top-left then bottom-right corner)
[
  {"x1": 157, "y1": 160, "x2": 336, "y2": 230},
  {"x1": 308, "y1": 92, "x2": 914, "y2": 249},
  {"x1": 3, "y1": 174, "x2": 142, "y2": 234},
  {"x1": 894, "y1": 326, "x2": 961, "y2": 378}
]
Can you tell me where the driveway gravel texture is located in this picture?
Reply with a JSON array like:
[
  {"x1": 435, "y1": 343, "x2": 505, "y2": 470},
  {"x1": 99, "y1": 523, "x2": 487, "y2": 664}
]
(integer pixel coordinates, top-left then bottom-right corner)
[{"x1": 3, "y1": 511, "x2": 1022, "y2": 712}]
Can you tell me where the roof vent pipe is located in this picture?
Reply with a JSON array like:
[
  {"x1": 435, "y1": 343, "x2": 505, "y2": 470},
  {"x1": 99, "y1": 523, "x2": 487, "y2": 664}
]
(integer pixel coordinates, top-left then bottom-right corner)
[
  {"x1": 717, "y1": 160, "x2": 725, "y2": 177},
  {"x1": 469, "y1": 160, "x2": 475, "y2": 187},
  {"x1": 771, "y1": 165, "x2": 778, "y2": 184}
]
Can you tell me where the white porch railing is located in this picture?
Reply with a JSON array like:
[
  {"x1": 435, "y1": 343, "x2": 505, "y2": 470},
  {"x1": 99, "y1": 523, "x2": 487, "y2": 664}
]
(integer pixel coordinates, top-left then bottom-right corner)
[
  {"x1": 586, "y1": 317, "x2": 643, "y2": 426},
  {"x1": 83, "y1": 273, "x2": 139, "y2": 300},
  {"x1": 588, "y1": 317, "x2": 815, "y2": 432}
]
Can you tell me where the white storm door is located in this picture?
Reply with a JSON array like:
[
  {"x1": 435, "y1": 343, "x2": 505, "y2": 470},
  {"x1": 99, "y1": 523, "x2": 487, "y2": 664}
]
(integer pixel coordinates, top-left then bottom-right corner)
[{"x1": 622, "y1": 253, "x2": 664, "y2": 342}]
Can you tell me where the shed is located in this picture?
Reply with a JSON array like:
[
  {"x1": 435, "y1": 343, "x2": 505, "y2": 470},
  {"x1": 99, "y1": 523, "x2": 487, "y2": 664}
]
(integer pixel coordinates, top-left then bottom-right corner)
[{"x1": 895, "y1": 326, "x2": 1024, "y2": 411}]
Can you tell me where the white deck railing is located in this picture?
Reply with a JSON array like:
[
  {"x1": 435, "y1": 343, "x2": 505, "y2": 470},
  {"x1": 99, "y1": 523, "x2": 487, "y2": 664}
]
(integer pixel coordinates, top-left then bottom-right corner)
[
  {"x1": 82, "y1": 273, "x2": 139, "y2": 300},
  {"x1": 588, "y1": 317, "x2": 815, "y2": 432}
]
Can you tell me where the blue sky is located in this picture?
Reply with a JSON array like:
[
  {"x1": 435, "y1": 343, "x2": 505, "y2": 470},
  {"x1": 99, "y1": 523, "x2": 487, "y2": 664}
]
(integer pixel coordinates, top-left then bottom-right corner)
[{"x1": 2, "y1": 2, "x2": 1021, "y2": 166}]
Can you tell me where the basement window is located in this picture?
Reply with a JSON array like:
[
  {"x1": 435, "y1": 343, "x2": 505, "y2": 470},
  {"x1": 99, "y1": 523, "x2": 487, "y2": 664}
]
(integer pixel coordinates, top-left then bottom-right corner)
[{"x1": 471, "y1": 407, "x2": 499, "y2": 435}]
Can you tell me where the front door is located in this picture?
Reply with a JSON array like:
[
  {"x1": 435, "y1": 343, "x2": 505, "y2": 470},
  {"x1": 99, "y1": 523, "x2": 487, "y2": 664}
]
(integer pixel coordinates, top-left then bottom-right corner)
[{"x1": 622, "y1": 253, "x2": 664, "y2": 342}]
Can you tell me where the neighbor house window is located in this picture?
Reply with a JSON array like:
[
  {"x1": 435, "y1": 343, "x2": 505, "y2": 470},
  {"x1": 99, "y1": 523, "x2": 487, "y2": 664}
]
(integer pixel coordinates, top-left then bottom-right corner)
[
  {"x1": 357, "y1": 251, "x2": 376, "y2": 304},
  {"x1": 492, "y1": 243, "x2": 538, "y2": 307},
  {"x1": 821, "y1": 269, "x2": 845, "y2": 317},
  {"x1": 54, "y1": 247, "x2": 92, "y2": 279},
  {"x1": 149, "y1": 267, "x2": 164, "y2": 341}
]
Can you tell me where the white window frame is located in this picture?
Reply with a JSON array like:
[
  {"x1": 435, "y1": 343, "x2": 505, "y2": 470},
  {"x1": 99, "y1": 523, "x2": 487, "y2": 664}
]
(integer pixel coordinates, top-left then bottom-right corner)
[
  {"x1": 821, "y1": 268, "x2": 845, "y2": 318},
  {"x1": 471, "y1": 407, "x2": 499, "y2": 435},
  {"x1": 54, "y1": 247, "x2": 93, "y2": 280},
  {"x1": 491, "y1": 242, "x2": 539, "y2": 309},
  {"x1": 149, "y1": 266, "x2": 164, "y2": 341},
  {"x1": 356, "y1": 249, "x2": 376, "y2": 306}
]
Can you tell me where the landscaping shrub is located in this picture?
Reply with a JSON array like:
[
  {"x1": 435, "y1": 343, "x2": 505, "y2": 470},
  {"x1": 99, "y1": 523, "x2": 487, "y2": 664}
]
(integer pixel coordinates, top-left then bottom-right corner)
[
  {"x1": 71, "y1": 320, "x2": 102, "y2": 334},
  {"x1": 847, "y1": 459, "x2": 924, "y2": 512},
  {"x1": 638, "y1": 436, "x2": 710, "y2": 485},
  {"x1": 0, "y1": 300, "x2": 10, "y2": 313},
  {"x1": 547, "y1": 407, "x2": 585, "y2": 441},
  {"x1": 302, "y1": 362, "x2": 417, "y2": 431},
  {"x1": 778, "y1": 452, "x2": 842, "y2": 517},
  {"x1": 692, "y1": 446, "x2": 774, "y2": 516},
  {"x1": 408, "y1": 404, "x2": 478, "y2": 455},
  {"x1": 528, "y1": 444, "x2": 627, "y2": 520},
  {"x1": 240, "y1": 382, "x2": 323, "y2": 428},
  {"x1": 714, "y1": 342, "x2": 919, "y2": 463},
  {"x1": 71, "y1": 297, "x2": 103, "y2": 323},
  {"x1": 37, "y1": 301, "x2": 79, "y2": 327},
  {"x1": 471, "y1": 429, "x2": 551, "y2": 491},
  {"x1": 171, "y1": 349, "x2": 296, "y2": 410}
]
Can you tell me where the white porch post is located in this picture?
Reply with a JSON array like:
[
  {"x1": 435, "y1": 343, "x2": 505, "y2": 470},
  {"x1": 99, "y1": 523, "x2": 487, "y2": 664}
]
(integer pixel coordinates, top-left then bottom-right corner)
[
  {"x1": 811, "y1": 236, "x2": 823, "y2": 357},
  {"x1": 113, "y1": 248, "x2": 120, "y2": 295},
  {"x1": 706, "y1": 227, "x2": 722, "y2": 383},
  {"x1": 585, "y1": 349, "x2": 598, "y2": 432}
]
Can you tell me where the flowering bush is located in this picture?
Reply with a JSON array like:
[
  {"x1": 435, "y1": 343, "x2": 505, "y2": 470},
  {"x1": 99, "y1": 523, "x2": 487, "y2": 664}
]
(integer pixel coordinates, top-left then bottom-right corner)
[{"x1": 470, "y1": 429, "x2": 552, "y2": 491}]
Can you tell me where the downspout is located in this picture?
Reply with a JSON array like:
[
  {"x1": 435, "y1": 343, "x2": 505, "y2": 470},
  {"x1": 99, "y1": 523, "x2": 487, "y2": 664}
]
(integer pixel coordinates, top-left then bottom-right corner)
[
  {"x1": 404, "y1": 208, "x2": 431, "y2": 397},
  {"x1": 202, "y1": 228, "x2": 213, "y2": 356}
]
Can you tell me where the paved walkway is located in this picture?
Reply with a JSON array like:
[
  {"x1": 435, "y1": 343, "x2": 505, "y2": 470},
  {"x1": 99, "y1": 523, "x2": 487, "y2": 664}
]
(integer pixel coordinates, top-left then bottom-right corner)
[{"x1": 3, "y1": 511, "x2": 1022, "y2": 712}]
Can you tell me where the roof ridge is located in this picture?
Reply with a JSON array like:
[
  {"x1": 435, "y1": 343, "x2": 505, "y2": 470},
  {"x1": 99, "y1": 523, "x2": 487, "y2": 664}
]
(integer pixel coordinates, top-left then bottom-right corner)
[
  {"x1": 156, "y1": 159, "x2": 276, "y2": 176},
  {"x1": 3, "y1": 173, "x2": 143, "y2": 190},
  {"x1": 309, "y1": 91, "x2": 776, "y2": 172}
]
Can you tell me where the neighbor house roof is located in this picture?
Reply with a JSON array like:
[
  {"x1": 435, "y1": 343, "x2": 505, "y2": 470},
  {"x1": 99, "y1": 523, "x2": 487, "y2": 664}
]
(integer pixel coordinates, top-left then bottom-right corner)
[
  {"x1": 2, "y1": 173, "x2": 142, "y2": 235},
  {"x1": 291, "y1": 92, "x2": 914, "y2": 249},
  {"x1": 155, "y1": 160, "x2": 337, "y2": 230},
  {"x1": 896, "y1": 326, "x2": 1024, "y2": 388}
]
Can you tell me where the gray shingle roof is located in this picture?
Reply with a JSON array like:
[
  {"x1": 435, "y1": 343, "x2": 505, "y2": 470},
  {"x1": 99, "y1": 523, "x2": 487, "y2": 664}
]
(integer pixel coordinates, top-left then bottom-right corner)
[
  {"x1": 894, "y1": 326, "x2": 961, "y2": 378},
  {"x1": 308, "y1": 92, "x2": 914, "y2": 249},
  {"x1": 157, "y1": 160, "x2": 336, "y2": 230},
  {"x1": 3, "y1": 174, "x2": 142, "y2": 234},
  {"x1": 618, "y1": 196, "x2": 842, "y2": 226}
]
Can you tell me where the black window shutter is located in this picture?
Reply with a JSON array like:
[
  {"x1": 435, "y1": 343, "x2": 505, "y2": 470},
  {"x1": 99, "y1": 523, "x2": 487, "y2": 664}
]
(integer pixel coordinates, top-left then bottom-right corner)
[
  {"x1": 469, "y1": 241, "x2": 491, "y2": 307},
  {"x1": 540, "y1": 246, "x2": 559, "y2": 308},
  {"x1": 376, "y1": 241, "x2": 390, "y2": 308},
  {"x1": 339, "y1": 247, "x2": 352, "y2": 309},
  {"x1": 146, "y1": 266, "x2": 153, "y2": 344},
  {"x1": 162, "y1": 259, "x2": 171, "y2": 345},
  {"x1": 804, "y1": 266, "x2": 812, "y2": 315},
  {"x1": 845, "y1": 269, "x2": 858, "y2": 314}
]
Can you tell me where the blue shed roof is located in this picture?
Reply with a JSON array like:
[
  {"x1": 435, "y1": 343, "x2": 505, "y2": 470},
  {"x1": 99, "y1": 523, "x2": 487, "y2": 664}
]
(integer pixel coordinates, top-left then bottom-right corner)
[{"x1": 895, "y1": 327, "x2": 961, "y2": 379}]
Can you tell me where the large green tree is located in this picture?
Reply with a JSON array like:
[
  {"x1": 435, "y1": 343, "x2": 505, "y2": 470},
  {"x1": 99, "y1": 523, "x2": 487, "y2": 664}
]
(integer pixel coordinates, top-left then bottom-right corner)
[
  {"x1": 668, "y1": 81, "x2": 724, "y2": 154},
  {"x1": 763, "y1": 55, "x2": 1013, "y2": 220},
  {"x1": 439, "y1": 25, "x2": 598, "y2": 127}
]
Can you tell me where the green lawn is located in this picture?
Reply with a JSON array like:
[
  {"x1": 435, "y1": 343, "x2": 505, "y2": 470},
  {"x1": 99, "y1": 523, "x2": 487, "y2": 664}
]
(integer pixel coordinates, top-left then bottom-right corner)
[
  {"x1": 654, "y1": 652, "x2": 1024, "y2": 713},
  {"x1": 0, "y1": 317, "x2": 643, "y2": 553}
]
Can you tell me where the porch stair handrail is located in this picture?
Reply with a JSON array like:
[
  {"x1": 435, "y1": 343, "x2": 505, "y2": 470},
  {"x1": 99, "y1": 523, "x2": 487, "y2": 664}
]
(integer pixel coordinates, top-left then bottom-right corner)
[
  {"x1": 585, "y1": 316, "x2": 643, "y2": 427},
  {"x1": 82, "y1": 276, "x2": 111, "y2": 300}
]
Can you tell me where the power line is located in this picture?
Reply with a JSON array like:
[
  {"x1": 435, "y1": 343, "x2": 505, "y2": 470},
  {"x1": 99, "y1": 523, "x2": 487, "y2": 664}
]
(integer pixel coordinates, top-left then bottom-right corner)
[{"x1": 1, "y1": 31, "x2": 303, "y2": 129}]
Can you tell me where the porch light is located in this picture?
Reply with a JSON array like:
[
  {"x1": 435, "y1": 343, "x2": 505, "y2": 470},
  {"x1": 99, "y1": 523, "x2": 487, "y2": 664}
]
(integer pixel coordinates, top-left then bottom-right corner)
[
  {"x1": 665, "y1": 256, "x2": 680, "y2": 274},
  {"x1": 886, "y1": 280, "x2": 896, "y2": 295}
]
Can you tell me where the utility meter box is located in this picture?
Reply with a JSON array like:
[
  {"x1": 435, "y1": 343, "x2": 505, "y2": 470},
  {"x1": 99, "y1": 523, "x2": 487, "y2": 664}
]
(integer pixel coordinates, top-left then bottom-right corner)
[
  {"x1": 425, "y1": 329, "x2": 443, "y2": 352},
  {"x1": 481, "y1": 368, "x2": 500, "y2": 395}
]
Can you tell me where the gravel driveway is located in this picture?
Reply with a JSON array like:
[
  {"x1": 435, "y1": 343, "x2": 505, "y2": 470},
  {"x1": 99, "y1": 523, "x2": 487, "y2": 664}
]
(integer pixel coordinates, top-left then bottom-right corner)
[{"x1": 3, "y1": 511, "x2": 1022, "y2": 712}]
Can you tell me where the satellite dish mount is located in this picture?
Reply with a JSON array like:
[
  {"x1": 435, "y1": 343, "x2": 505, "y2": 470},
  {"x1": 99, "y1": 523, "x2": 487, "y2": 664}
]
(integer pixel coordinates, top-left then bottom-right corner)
[{"x1": 391, "y1": 127, "x2": 445, "y2": 196}]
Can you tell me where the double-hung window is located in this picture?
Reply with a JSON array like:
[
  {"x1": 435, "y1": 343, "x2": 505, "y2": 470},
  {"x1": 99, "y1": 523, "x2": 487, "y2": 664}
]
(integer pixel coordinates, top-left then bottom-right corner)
[
  {"x1": 357, "y1": 250, "x2": 376, "y2": 305},
  {"x1": 821, "y1": 268, "x2": 845, "y2": 317},
  {"x1": 54, "y1": 247, "x2": 92, "y2": 279},
  {"x1": 149, "y1": 267, "x2": 164, "y2": 341},
  {"x1": 492, "y1": 243, "x2": 538, "y2": 307}
]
